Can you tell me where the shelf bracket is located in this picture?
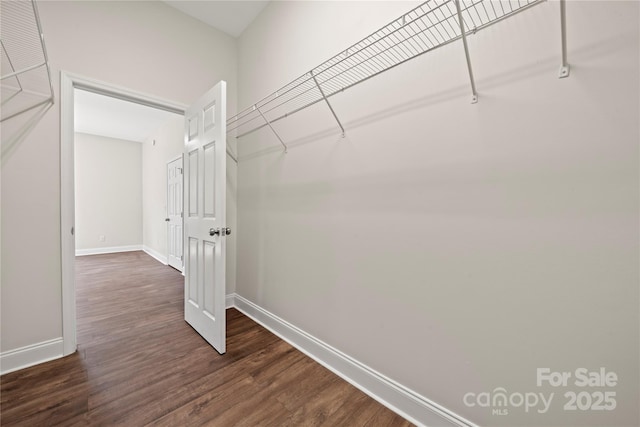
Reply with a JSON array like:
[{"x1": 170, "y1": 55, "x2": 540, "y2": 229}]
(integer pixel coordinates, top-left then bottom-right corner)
[
  {"x1": 310, "y1": 70, "x2": 346, "y2": 137},
  {"x1": 454, "y1": 0, "x2": 478, "y2": 104},
  {"x1": 255, "y1": 105, "x2": 288, "y2": 153},
  {"x1": 0, "y1": 61, "x2": 46, "y2": 81},
  {"x1": 558, "y1": 0, "x2": 570, "y2": 78}
]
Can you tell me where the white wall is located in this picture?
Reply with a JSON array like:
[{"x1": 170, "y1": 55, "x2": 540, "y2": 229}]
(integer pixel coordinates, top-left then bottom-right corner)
[
  {"x1": 236, "y1": 1, "x2": 638, "y2": 426},
  {"x1": 142, "y1": 115, "x2": 183, "y2": 261},
  {"x1": 1, "y1": 0, "x2": 237, "y2": 354},
  {"x1": 75, "y1": 133, "x2": 142, "y2": 252}
]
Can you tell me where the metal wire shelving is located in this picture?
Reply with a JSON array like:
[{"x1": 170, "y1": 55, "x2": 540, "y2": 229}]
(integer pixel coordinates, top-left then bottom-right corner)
[
  {"x1": 227, "y1": 0, "x2": 569, "y2": 151},
  {"x1": 1, "y1": 0, "x2": 55, "y2": 122}
]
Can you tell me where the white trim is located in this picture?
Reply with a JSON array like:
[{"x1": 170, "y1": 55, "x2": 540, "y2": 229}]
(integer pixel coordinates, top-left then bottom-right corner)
[
  {"x1": 76, "y1": 245, "x2": 143, "y2": 256},
  {"x1": 225, "y1": 293, "x2": 235, "y2": 309},
  {"x1": 143, "y1": 245, "x2": 168, "y2": 265},
  {"x1": 231, "y1": 294, "x2": 477, "y2": 427},
  {"x1": 0, "y1": 338, "x2": 64, "y2": 375},
  {"x1": 61, "y1": 71, "x2": 76, "y2": 357},
  {"x1": 61, "y1": 70, "x2": 188, "y2": 359}
]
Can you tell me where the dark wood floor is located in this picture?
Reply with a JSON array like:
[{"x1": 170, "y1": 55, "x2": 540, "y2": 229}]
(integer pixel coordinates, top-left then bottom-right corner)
[{"x1": 1, "y1": 251, "x2": 412, "y2": 426}]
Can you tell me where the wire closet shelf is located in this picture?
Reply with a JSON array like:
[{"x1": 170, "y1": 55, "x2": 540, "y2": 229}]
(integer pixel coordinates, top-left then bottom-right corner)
[
  {"x1": 1, "y1": 0, "x2": 54, "y2": 122},
  {"x1": 227, "y1": 0, "x2": 547, "y2": 140}
]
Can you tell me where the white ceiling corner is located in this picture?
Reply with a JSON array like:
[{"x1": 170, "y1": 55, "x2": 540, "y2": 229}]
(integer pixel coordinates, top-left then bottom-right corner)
[{"x1": 163, "y1": 1, "x2": 270, "y2": 38}]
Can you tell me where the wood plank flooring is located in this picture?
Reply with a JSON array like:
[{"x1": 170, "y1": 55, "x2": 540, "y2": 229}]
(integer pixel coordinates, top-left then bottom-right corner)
[{"x1": 1, "y1": 251, "x2": 412, "y2": 426}]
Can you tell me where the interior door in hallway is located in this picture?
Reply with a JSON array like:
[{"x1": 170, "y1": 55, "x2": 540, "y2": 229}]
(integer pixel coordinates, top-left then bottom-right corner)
[
  {"x1": 183, "y1": 81, "x2": 228, "y2": 354},
  {"x1": 167, "y1": 157, "x2": 183, "y2": 271}
]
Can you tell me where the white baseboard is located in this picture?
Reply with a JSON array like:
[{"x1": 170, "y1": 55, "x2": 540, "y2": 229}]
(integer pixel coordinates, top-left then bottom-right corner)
[
  {"x1": 231, "y1": 294, "x2": 476, "y2": 427},
  {"x1": 0, "y1": 338, "x2": 64, "y2": 375},
  {"x1": 225, "y1": 294, "x2": 235, "y2": 309},
  {"x1": 143, "y1": 245, "x2": 168, "y2": 265},
  {"x1": 76, "y1": 245, "x2": 142, "y2": 256}
]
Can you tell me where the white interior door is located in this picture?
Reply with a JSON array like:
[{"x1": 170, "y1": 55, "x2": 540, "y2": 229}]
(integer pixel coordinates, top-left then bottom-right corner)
[
  {"x1": 167, "y1": 157, "x2": 183, "y2": 271},
  {"x1": 183, "y1": 81, "x2": 227, "y2": 354}
]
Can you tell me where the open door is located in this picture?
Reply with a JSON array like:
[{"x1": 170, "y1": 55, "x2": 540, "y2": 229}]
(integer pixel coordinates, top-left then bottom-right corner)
[{"x1": 183, "y1": 81, "x2": 228, "y2": 354}]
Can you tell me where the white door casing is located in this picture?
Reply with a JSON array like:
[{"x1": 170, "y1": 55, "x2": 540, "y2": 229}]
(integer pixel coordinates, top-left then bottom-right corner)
[
  {"x1": 183, "y1": 81, "x2": 227, "y2": 354},
  {"x1": 167, "y1": 157, "x2": 183, "y2": 271}
]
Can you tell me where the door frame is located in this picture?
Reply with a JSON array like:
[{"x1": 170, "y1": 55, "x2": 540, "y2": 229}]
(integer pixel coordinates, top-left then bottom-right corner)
[
  {"x1": 60, "y1": 71, "x2": 187, "y2": 356},
  {"x1": 166, "y1": 155, "x2": 184, "y2": 272}
]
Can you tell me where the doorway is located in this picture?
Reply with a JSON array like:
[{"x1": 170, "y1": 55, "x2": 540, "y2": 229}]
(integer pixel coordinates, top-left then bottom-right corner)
[
  {"x1": 61, "y1": 72, "x2": 187, "y2": 355},
  {"x1": 73, "y1": 90, "x2": 178, "y2": 258}
]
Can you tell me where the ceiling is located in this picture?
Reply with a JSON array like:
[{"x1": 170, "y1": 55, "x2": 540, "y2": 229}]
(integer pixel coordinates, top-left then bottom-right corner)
[
  {"x1": 163, "y1": 1, "x2": 270, "y2": 38},
  {"x1": 74, "y1": 89, "x2": 181, "y2": 143},
  {"x1": 75, "y1": 1, "x2": 269, "y2": 142}
]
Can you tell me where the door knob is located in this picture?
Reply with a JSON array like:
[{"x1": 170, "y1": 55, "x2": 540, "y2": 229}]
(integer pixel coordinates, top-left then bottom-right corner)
[
  {"x1": 209, "y1": 227, "x2": 230, "y2": 236},
  {"x1": 165, "y1": 218, "x2": 170, "y2": 222}
]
